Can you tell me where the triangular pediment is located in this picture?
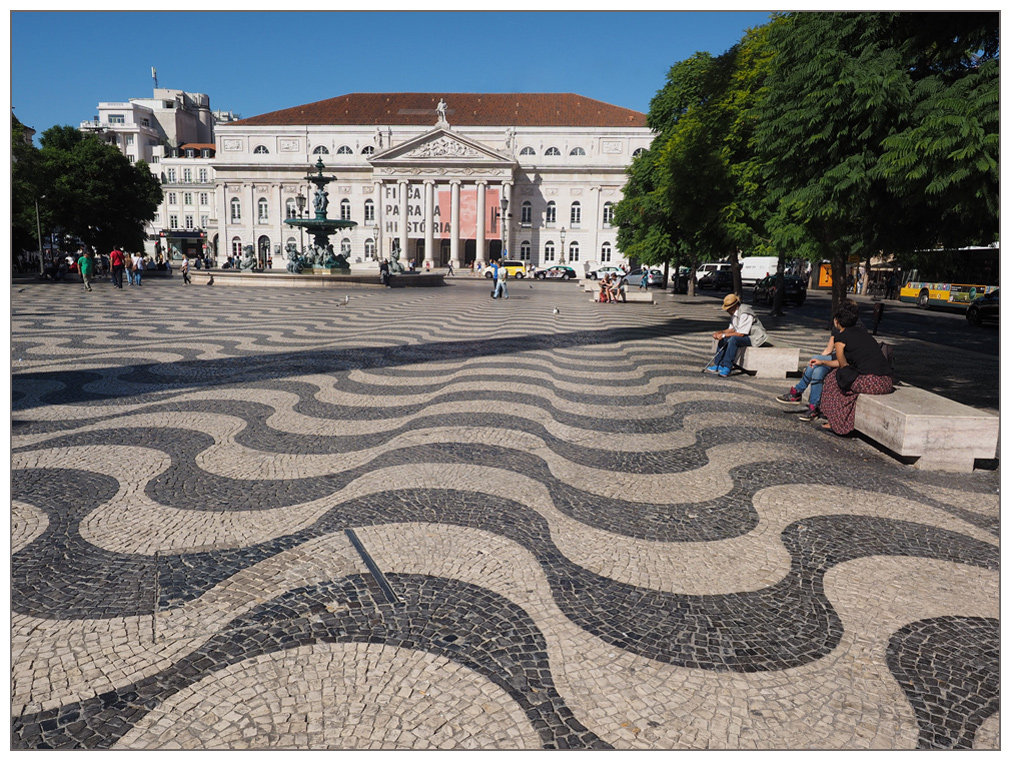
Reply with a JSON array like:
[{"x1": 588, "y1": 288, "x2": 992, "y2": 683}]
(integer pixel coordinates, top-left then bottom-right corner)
[{"x1": 370, "y1": 128, "x2": 514, "y2": 166}]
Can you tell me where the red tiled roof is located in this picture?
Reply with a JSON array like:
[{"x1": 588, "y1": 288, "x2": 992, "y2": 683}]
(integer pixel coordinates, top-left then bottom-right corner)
[{"x1": 232, "y1": 93, "x2": 647, "y2": 128}]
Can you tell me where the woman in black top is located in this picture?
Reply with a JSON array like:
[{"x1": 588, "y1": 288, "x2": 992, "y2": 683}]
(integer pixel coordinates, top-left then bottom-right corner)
[{"x1": 814, "y1": 303, "x2": 893, "y2": 434}]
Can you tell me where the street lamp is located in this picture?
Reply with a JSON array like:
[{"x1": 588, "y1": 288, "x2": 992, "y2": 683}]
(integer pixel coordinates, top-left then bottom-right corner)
[
  {"x1": 35, "y1": 195, "x2": 45, "y2": 275},
  {"x1": 295, "y1": 192, "x2": 306, "y2": 253},
  {"x1": 372, "y1": 224, "x2": 380, "y2": 261},
  {"x1": 500, "y1": 197, "x2": 509, "y2": 259},
  {"x1": 559, "y1": 226, "x2": 566, "y2": 264}
]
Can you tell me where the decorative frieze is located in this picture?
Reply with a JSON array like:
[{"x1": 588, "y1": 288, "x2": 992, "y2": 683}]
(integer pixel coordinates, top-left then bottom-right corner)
[
  {"x1": 221, "y1": 138, "x2": 243, "y2": 151},
  {"x1": 406, "y1": 137, "x2": 482, "y2": 159},
  {"x1": 279, "y1": 139, "x2": 299, "y2": 152}
]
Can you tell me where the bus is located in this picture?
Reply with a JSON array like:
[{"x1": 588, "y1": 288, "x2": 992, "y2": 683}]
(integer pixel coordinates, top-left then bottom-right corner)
[{"x1": 898, "y1": 245, "x2": 999, "y2": 309}]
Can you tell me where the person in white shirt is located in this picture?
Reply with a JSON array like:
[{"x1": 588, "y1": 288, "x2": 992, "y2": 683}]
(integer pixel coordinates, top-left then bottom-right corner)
[
  {"x1": 132, "y1": 253, "x2": 145, "y2": 287},
  {"x1": 706, "y1": 293, "x2": 767, "y2": 378}
]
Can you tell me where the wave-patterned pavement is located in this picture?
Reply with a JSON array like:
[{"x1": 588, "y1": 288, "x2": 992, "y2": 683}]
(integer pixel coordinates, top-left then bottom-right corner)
[{"x1": 11, "y1": 278, "x2": 999, "y2": 749}]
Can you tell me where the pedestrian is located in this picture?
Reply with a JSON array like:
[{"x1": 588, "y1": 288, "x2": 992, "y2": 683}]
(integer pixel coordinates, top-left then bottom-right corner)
[
  {"x1": 425, "y1": 259, "x2": 431, "y2": 272},
  {"x1": 132, "y1": 252, "x2": 145, "y2": 287},
  {"x1": 447, "y1": 261, "x2": 454, "y2": 276},
  {"x1": 492, "y1": 260, "x2": 509, "y2": 299},
  {"x1": 181, "y1": 255, "x2": 191, "y2": 285},
  {"x1": 77, "y1": 249, "x2": 94, "y2": 292},
  {"x1": 109, "y1": 246, "x2": 124, "y2": 287},
  {"x1": 639, "y1": 269, "x2": 648, "y2": 291},
  {"x1": 379, "y1": 258, "x2": 391, "y2": 287}
]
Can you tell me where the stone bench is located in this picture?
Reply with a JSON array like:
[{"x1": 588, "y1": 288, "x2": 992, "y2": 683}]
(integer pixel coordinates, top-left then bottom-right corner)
[
  {"x1": 854, "y1": 384, "x2": 998, "y2": 472},
  {"x1": 710, "y1": 340, "x2": 800, "y2": 379},
  {"x1": 591, "y1": 290, "x2": 653, "y2": 304}
]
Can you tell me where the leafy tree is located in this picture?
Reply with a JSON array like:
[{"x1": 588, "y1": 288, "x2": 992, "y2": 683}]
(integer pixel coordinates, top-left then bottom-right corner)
[
  {"x1": 755, "y1": 12, "x2": 999, "y2": 309},
  {"x1": 11, "y1": 115, "x2": 46, "y2": 260},
  {"x1": 36, "y1": 125, "x2": 162, "y2": 254}
]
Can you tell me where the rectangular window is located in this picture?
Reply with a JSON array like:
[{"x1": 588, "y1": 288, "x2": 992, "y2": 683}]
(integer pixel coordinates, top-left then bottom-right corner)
[
  {"x1": 126, "y1": 135, "x2": 134, "y2": 146},
  {"x1": 141, "y1": 118, "x2": 150, "y2": 128},
  {"x1": 200, "y1": 215, "x2": 208, "y2": 228},
  {"x1": 184, "y1": 193, "x2": 193, "y2": 205},
  {"x1": 166, "y1": 169, "x2": 177, "y2": 182},
  {"x1": 198, "y1": 169, "x2": 208, "y2": 183},
  {"x1": 169, "y1": 214, "x2": 178, "y2": 228},
  {"x1": 185, "y1": 215, "x2": 194, "y2": 228},
  {"x1": 108, "y1": 114, "x2": 125, "y2": 124},
  {"x1": 199, "y1": 193, "x2": 208, "y2": 205},
  {"x1": 150, "y1": 156, "x2": 159, "y2": 164},
  {"x1": 182, "y1": 169, "x2": 192, "y2": 183},
  {"x1": 168, "y1": 192, "x2": 177, "y2": 205}
]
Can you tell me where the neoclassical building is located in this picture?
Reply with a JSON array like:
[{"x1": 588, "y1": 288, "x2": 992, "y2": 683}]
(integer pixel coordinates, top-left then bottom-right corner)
[{"x1": 211, "y1": 93, "x2": 650, "y2": 271}]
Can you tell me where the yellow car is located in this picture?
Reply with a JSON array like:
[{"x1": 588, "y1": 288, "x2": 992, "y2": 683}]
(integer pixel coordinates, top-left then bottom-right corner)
[{"x1": 485, "y1": 259, "x2": 527, "y2": 278}]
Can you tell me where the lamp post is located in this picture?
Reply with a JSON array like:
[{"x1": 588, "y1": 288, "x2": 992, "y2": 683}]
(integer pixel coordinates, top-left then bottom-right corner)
[
  {"x1": 559, "y1": 226, "x2": 566, "y2": 265},
  {"x1": 500, "y1": 197, "x2": 509, "y2": 259},
  {"x1": 372, "y1": 224, "x2": 380, "y2": 261},
  {"x1": 295, "y1": 192, "x2": 306, "y2": 253},
  {"x1": 35, "y1": 195, "x2": 45, "y2": 275}
]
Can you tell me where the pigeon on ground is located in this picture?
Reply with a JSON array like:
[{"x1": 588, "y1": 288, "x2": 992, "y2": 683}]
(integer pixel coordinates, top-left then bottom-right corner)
[
  {"x1": 207, "y1": 275, "x2": 214, "y2": 286},
  {"x1": 552, "y1": 307, "x2": 560, "y2": 315}
]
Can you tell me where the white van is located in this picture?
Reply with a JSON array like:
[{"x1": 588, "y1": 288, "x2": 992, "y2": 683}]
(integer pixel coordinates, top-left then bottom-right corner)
[
  {"x1": 695, "y1": 262, "x2": 731, "y2": 283},
  {"x1": 739, "y1": 256, "x2": 780, "y2": 286}
]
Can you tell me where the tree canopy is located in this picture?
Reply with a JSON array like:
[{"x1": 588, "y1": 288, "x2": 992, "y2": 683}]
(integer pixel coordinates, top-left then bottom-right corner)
[
  {"x1": 12, "y1": 122, "x2": 163, "y2": 257},
  {"x1": 616, "y1": 12, "x2": 999, "y2": 309}
]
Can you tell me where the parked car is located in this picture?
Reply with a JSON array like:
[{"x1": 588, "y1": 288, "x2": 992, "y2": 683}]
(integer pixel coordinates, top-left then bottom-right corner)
[
  {"x1": 533, "y1": 265, "x2": 577, "y2": 280},
  {"x1": 752, "y1": 274, "x2": 807, "y2": 306},
  {"x1": 698, "y1": 269, "x2": 734, "y2": 291},
  {"x1": 484, "y1": 259, "x2": 526, "y2": 278},
  {"x1": 588, "y1": 265, "x2": 626, "y2": 280},
  {"x1": 965, "y1": 288, "x2": 999, "y2": 325},
  {"x1": 695, "y1": 262, "x2": 731, "y2": 283},
  {"x1": 623, "y1": 268, "x2": 666, "y2": 288}
]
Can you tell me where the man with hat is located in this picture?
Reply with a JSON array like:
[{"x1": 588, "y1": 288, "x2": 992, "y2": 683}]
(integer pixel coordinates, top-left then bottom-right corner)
[{"x1": 707, "y1": 293, "x2": 767, "y2": 377}]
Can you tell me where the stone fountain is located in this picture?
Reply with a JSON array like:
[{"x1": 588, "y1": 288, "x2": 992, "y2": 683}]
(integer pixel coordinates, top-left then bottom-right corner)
[{"x1": 284, "y1": 157, "x2": 357, "y2": 274}]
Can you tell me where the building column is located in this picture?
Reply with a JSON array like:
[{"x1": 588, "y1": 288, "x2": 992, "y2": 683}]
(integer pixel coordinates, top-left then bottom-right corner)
[
  {"x1": 424, "y1": 180, "x2": 435, "y2": 269},
  {"x1": 475, "y1": 181, "x2": 486, "y2": 270},
  {"x1": 374, "y1": 180, "x2": 384, "y2": 261},
  {"x1": 398, "y1": 180, "x2": 408, "y2": 263},
  {"x1": 449, "y1": 180, "x2": 461, "y2": 270}
]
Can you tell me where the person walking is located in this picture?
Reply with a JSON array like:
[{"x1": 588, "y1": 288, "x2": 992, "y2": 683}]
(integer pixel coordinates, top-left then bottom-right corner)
[
  {"x1": 492, "y1": 260, "x2": 509, "y2": 299},
  {"x1": 77, "y1": 249, "x2": 94, "y2": 292},
  {"x1": 110, "y1": 246, "x2": 125, "y2": 288},
  {"x1": 132, "y1": 252, "x2": 145, "y2": 287},
  {"x1": 181, "y1": 255, "x2": 191, "y2": 285},
  {"x1": 447, "y1": 261, "x2": 454, "y2": 276}
]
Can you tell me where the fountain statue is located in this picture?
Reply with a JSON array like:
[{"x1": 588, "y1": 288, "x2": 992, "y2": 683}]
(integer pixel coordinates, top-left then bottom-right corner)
[
  {"x1": 283, "y1": 157, "x2": 357, "y2": 274},
  {"x1": 239, "y1": 245, "x2": 257, "y2": 271}
]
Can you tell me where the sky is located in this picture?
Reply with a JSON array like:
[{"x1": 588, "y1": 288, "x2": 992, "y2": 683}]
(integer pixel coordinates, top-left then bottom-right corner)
[{"x1": 10, "y1": 10, "x2": 773, "y2": 139}]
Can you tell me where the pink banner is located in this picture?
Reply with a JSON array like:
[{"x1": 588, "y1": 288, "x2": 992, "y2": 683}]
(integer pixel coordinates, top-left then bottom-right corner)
[{"x1": 437, "y1": 187, "x2": 501, "y2": 239}]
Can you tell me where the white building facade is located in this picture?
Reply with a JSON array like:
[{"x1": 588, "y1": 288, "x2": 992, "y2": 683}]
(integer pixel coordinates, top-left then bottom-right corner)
[{"x1": 211, "y1": 93, "x2": 651, "y2": 271}]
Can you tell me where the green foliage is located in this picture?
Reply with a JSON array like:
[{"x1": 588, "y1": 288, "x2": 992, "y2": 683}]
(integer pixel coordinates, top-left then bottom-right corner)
[{"x1": 14, "y1": 124, "x2": 163, "y2": 256}]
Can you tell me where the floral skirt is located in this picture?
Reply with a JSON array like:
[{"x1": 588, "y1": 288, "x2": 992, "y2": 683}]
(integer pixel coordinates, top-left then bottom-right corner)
[{"x1": 820, "y1": 370, "x2": 893, "y2": 434}]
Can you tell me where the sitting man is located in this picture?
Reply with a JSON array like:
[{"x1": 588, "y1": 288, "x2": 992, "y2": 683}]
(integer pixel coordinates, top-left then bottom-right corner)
[{"x1": 707, "y1": 293, "x2": 768, "y2": 377}]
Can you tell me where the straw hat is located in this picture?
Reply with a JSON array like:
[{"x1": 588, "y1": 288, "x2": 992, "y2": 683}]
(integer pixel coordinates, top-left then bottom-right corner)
[{"x1": 721, "y1": 293, "x2": 741, "y2": 311}]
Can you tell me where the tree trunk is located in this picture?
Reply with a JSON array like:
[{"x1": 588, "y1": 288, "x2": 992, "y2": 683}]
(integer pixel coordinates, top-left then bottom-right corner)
[
  {"x1": 830, "y1": 250, "x2": 848, "y2": 313},
  {"x1": 771, "y1": 252, "x2": 786, "y2": 316},
  {"x1": 729, "y1": 250, "x2": 742, "y2": 298}
]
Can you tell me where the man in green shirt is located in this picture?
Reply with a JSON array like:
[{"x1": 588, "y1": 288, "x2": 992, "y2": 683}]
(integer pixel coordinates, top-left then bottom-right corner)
[{"x1": 77, "y1": 249, "x2": 94, "y2": 292}]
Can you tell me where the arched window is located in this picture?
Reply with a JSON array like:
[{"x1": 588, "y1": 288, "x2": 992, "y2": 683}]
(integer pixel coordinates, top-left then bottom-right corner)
[
  {"x1": 632, "y1": 147, "x2": 645, "y2": 158},
  {"x1": 545, "y1": 201, "x2": 556, "y2": 224},
  {"x1": 600, "y1": 242, "x2": 612, "y2": 263},
  {"x1": 257, "y1": 198, "x2": 269, "y2": 223},
  {"x1": 336, "y1": 145, "x2": 353, "y2": 155},
  {"x1": 286, "y1": 199, "x2": 297, "y2": 219},
  {"x1": 313, "y1": 145, "x2": 329, "y2": 155},
  {"x1": 231, "y1": 237, "x2": 242, "y2": 257},
  {"x1": 253, "y1": 145, "x2": 269, "y2": 154},
  {"x1": 569, "y1": 147, "x2": 586, "y2": 156},
  {"x1": 365, "y1": 238, "x2": 376, "y2": 258},
  {"x1": 602, "y1": 202, "x2": 614, "y2": 226},
  {"x1": 364, "y1": 199, "x2": 375, "y2": 222},
  {"x1": 545, "y1": 147, "x2": 561, "y2": 156},
  {"x1": 520, "y1": 241, "x2": 531, "y2": 261},
  {"x1": 520, "y1": 146, "x2": 536, "y2": 156},
  {"x1": 340, "y1": 199, "x2": 351, "y2": 220},
  {"x1": 544, "y1": 242, "x2": 555, "y2": 262},
  {"x1": 230, "y1": 198, "x2": 241, "y2": 222},
  {"x1": 521, "y1": 201, "x2": 532, "y2": 226},
  {"x1": 570, "y1": 201, "x2": 581, "y2": 226},
  {"x1": 568, "y1": 241, "x2": 580, "y2": 262},
  {"x1": 340, "y1": 238, "x2": 352, "y2": 255},
  {"x1": 361, "y1": 146, "x2": 375, "y2": 155}
]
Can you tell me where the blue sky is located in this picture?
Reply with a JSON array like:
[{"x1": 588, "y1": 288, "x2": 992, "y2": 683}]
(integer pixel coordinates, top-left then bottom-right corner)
[{"x1": 11, "y1": 11, "x2": 771, "y2": 137}]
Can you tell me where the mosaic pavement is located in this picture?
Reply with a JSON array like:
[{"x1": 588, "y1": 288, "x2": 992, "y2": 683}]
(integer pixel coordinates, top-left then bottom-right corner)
[{"x1": 10, "y1": 277, "x2": 999, "y2": 749}]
